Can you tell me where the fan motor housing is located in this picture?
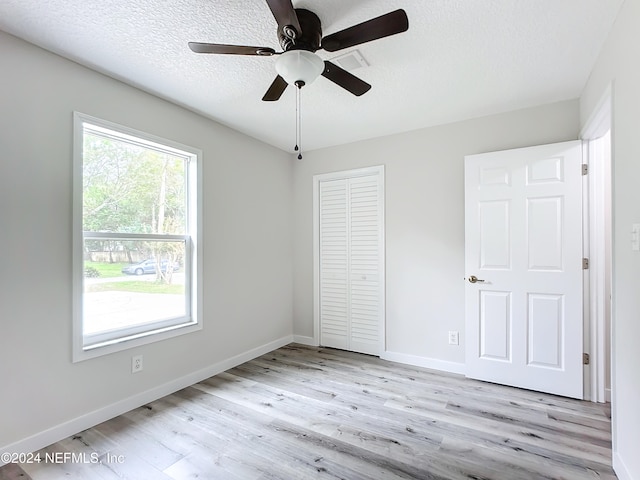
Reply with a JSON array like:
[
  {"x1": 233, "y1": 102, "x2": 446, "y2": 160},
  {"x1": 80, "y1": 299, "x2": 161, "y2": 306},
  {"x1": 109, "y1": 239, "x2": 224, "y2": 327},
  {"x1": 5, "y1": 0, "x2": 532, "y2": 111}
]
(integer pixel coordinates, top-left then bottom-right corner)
[{"x1": 279, "y1": 8, "x2": 322, "y2": 52}]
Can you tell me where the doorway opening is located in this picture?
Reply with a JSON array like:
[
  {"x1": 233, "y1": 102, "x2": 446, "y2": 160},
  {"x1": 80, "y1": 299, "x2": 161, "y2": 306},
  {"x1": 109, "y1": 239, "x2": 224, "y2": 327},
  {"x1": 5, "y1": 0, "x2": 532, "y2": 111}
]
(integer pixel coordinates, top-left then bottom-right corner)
[{"x1": 582, "y1": 89, "x2": 613, "y2": 403}]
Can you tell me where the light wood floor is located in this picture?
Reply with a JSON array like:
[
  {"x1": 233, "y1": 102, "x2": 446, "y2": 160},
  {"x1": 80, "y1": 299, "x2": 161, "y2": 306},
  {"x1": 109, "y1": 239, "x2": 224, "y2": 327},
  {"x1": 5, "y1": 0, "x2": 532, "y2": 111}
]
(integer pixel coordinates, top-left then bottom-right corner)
[{"x1": 1, "y1": 344, "x2": 615, "y2": 480}]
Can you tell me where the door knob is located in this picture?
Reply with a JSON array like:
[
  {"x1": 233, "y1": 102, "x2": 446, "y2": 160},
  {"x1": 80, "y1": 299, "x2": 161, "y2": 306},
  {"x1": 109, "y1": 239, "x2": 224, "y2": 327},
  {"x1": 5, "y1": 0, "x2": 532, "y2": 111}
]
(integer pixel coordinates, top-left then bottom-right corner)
[{"x1": 468, "y1": 275, "x2": 486, "y2": 284}]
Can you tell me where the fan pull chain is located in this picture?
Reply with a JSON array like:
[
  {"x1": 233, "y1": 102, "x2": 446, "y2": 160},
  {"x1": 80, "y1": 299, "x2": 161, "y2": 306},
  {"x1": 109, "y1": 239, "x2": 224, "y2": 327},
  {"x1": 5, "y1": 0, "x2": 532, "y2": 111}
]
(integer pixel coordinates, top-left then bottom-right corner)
[{"x1": 295, "y1": 81, "x2": 304, "y2": 160}]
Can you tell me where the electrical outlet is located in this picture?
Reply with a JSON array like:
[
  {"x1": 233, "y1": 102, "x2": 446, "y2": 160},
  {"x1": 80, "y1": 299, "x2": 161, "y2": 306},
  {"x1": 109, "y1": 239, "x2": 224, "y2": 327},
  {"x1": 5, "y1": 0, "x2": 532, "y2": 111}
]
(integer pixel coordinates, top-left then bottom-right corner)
[
  {"x1": 448, "y1": 331, "x2": 459, "y2": 346},
  {"x1": 132, "y1": 355, "x2": 143, "y2": 373}
]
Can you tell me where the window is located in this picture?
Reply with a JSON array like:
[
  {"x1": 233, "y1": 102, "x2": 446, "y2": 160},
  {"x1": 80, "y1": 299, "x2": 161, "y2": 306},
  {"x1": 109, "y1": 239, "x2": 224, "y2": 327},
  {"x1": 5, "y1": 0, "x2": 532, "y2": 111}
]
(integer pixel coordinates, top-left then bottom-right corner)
[{"x1": 73, "y1": 113, "x2": 202, "y2": 361}]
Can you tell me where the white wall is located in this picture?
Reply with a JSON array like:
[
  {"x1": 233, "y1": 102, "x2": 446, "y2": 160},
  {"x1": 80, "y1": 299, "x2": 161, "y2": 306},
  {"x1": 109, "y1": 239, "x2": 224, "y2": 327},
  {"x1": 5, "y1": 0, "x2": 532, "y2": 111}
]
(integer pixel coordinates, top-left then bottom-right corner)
[
  {"x1": 0, "y1": 32, "x2": 293, "y2": 452},
  {"x1": 293, "y1": 101, "x2": 579, "y2": 369},
  {"x1": 581, "y1": 0, "x2": 640, "y2": 478}
]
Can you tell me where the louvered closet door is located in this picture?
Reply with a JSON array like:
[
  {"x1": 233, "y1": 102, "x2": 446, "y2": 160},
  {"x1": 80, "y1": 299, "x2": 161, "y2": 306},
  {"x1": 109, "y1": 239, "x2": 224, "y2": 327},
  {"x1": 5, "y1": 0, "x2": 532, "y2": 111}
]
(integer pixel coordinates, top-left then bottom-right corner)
[
  {"x1": 319, "y1": 172, "x2": 382, "y2": 356},
  {"x1": 319, "y1": 179, "x2": 349, "y2": 350}
]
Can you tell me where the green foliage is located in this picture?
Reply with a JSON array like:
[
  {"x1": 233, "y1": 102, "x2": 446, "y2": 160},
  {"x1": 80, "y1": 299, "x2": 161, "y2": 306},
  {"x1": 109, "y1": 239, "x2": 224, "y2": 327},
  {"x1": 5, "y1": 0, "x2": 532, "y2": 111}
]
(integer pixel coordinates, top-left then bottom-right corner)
[
  {"x1": 84, "y1": 266, "x2": 101, "y2": 278},
  {"x1": 82, "y1": 133, "x2": 186, "y2": 234},
  {"x1": 84, "y1": 261, "x2": 128, "y2": 278}
]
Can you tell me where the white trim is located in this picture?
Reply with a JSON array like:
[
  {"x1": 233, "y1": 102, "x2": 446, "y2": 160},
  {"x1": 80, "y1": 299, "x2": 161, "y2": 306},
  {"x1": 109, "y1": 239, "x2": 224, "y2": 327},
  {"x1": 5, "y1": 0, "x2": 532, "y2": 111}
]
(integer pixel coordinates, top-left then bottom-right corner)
[
  {"x1": 83, "y1": 232, "x2": 187, "y2": 241},
  {"x1": 313, "y1": 165, "x2": 386, "y2": 355},
  {"x1": 613, "y1": 452, "x2": 632, "y2": 480},
  {"x1": 582, "y1": 139, "x2": 592, "y2": 402},
  {"x1": 78, "y1": 112, "x2": 201, "y2": 157},
  {"x1": 292, "y1": 335, "x2": 319, "y2": 346},
  {"x1": 80, "y1": 321, "x2": 201, "y2": 359},
  {"x1": 72, "y1": 112, "x2": 85, "y2": 361},
  {"x1": 72, "y1": 112, "x2": 204, "y2": 362},
  {"x1": 0, "y1": 335, "x2": 293, "y2": 464},
  {"x1": 581, "y1": 84, "x2": 613, "y2": 140},
  {"x1": 381, "y1": 351, "x2": 466, "y2": 376}
]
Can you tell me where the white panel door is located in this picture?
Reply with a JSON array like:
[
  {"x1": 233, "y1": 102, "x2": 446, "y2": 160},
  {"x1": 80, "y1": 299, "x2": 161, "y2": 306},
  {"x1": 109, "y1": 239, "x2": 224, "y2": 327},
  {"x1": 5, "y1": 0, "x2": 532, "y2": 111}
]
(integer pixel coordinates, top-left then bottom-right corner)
[
  {"x1": 317, "y1": 168, "x2": 384, "y2": 356},
  {"x1": 465, "y1": 141, "x2": 584, "y2": 398}
]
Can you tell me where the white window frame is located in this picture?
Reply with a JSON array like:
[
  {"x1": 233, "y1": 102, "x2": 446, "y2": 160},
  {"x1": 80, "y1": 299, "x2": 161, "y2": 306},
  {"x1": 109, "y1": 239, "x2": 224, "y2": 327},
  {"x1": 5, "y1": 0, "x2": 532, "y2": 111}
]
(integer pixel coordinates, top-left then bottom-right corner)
[{"x1": 72, "y1": 112, "x2": 203, "y2": 362}]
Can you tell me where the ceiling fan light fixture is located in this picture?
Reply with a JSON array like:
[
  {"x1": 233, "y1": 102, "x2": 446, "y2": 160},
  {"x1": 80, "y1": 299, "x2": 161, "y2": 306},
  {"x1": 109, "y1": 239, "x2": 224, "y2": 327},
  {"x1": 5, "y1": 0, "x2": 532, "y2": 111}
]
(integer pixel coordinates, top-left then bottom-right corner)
[{"x1": 275, "y1": 50, "x2": 324, "y2": 86}]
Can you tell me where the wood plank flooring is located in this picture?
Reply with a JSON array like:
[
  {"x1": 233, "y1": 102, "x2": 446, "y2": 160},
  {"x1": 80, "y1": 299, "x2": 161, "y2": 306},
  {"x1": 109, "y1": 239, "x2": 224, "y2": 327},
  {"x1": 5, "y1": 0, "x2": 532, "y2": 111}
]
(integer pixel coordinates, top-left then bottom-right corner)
[{"x1": 0, "y1": 344, "x2": 616, "y2": 479}]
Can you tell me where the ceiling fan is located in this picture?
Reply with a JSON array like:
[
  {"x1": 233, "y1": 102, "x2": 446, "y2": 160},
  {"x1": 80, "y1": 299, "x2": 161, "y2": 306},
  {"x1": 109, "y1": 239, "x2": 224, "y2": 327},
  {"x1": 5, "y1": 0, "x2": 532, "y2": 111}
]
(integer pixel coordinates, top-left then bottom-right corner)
[{"x1": 188, "y1": 0, "x2": 409, "y2": 101}]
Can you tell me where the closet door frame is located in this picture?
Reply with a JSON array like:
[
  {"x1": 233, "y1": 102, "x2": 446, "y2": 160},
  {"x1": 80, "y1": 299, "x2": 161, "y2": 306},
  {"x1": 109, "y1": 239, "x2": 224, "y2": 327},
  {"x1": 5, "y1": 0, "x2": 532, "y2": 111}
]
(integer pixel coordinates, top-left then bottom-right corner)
[{"x1": 312, "y1": 165, "x2": 385, "y2": 355}]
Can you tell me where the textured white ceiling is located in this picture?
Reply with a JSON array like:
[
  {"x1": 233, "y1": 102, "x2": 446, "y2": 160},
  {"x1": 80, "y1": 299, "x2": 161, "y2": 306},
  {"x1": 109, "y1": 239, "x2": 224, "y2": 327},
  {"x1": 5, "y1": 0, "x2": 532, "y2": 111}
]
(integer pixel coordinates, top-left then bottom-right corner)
[{"x1": 0, "y1": 0, "x2": 623, "y2": 152}]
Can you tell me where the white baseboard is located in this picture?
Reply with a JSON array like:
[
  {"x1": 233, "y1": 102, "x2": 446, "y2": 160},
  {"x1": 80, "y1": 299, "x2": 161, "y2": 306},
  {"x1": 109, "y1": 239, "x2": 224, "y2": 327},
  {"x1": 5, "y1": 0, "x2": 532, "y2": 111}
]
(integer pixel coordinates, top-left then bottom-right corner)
[
  {"x1": 613, "y1": 451, "x2": 633, "y2": 480},
  {"x1": 605, "y1": 387, "x2": 612, "y2": 403},
  {"x1": 381, "y1": 350, "x2": 466, "y2": 376},
  {"x1": 0, "y1": 335, "x2": 294, "y2": 465},
  {"x1": 292, "y1": 335, "x2": 318, "y2": 346}
]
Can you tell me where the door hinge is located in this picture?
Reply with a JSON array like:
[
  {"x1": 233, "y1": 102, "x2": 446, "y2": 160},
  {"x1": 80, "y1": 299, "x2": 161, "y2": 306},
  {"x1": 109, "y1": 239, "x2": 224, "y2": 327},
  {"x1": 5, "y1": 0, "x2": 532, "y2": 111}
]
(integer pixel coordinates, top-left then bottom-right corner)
[
  {"x1": 583, "y1": 258, "x2": 589, "y2": 269},
  {"x1": 582, "y1": 164, "x2": 589, "y2": 175},
  {"x1": 583, "y1": 353, "x2": 590, "y2": 365}
]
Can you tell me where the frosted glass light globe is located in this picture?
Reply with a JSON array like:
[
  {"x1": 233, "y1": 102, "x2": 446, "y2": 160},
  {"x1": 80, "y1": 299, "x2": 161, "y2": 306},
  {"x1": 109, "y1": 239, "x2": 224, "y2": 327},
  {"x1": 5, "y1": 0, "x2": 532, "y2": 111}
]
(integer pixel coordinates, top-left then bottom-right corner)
[{"x1": 275, "y1": 50, "x2": 324, "y2": 86}]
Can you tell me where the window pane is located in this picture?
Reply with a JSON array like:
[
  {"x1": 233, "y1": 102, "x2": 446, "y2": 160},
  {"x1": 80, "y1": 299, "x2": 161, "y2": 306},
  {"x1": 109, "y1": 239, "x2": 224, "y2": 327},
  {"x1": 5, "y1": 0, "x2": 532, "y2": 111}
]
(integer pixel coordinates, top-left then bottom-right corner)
[
  {"x1": 83, "y1": 131, "x2": 186, "y2": 234},
  {"x1": 83, "y1": 239, "x2": 187, "y2": 338}
]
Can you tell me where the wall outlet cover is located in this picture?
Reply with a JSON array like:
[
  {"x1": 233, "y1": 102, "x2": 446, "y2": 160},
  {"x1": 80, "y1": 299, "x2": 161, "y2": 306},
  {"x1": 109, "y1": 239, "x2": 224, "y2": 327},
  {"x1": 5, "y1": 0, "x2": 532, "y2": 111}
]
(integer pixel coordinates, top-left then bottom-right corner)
[{"x1": 132, "y1": 355, "x2": 143, "y2": 373}]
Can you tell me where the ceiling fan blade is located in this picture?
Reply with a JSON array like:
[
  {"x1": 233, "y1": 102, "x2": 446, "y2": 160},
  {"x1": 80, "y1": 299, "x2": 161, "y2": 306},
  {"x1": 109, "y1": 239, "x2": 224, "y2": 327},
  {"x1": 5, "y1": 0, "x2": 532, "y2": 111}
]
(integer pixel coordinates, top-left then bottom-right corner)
[
  {"x1": 321, "y1": 9, "x2": 409, "y2": 52},
  {"x1": 265, "y1": 0, "x2": 302, "y2": 38},
  {"x1": 321, "y1": 61, "x2": 371, "y2": 96},
  {"x1": 188, "y1": 42, "x2": 276, "y2": 56},
  {"x1": 262, "y1": 75, "x2": 288, "y2": 101}
]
